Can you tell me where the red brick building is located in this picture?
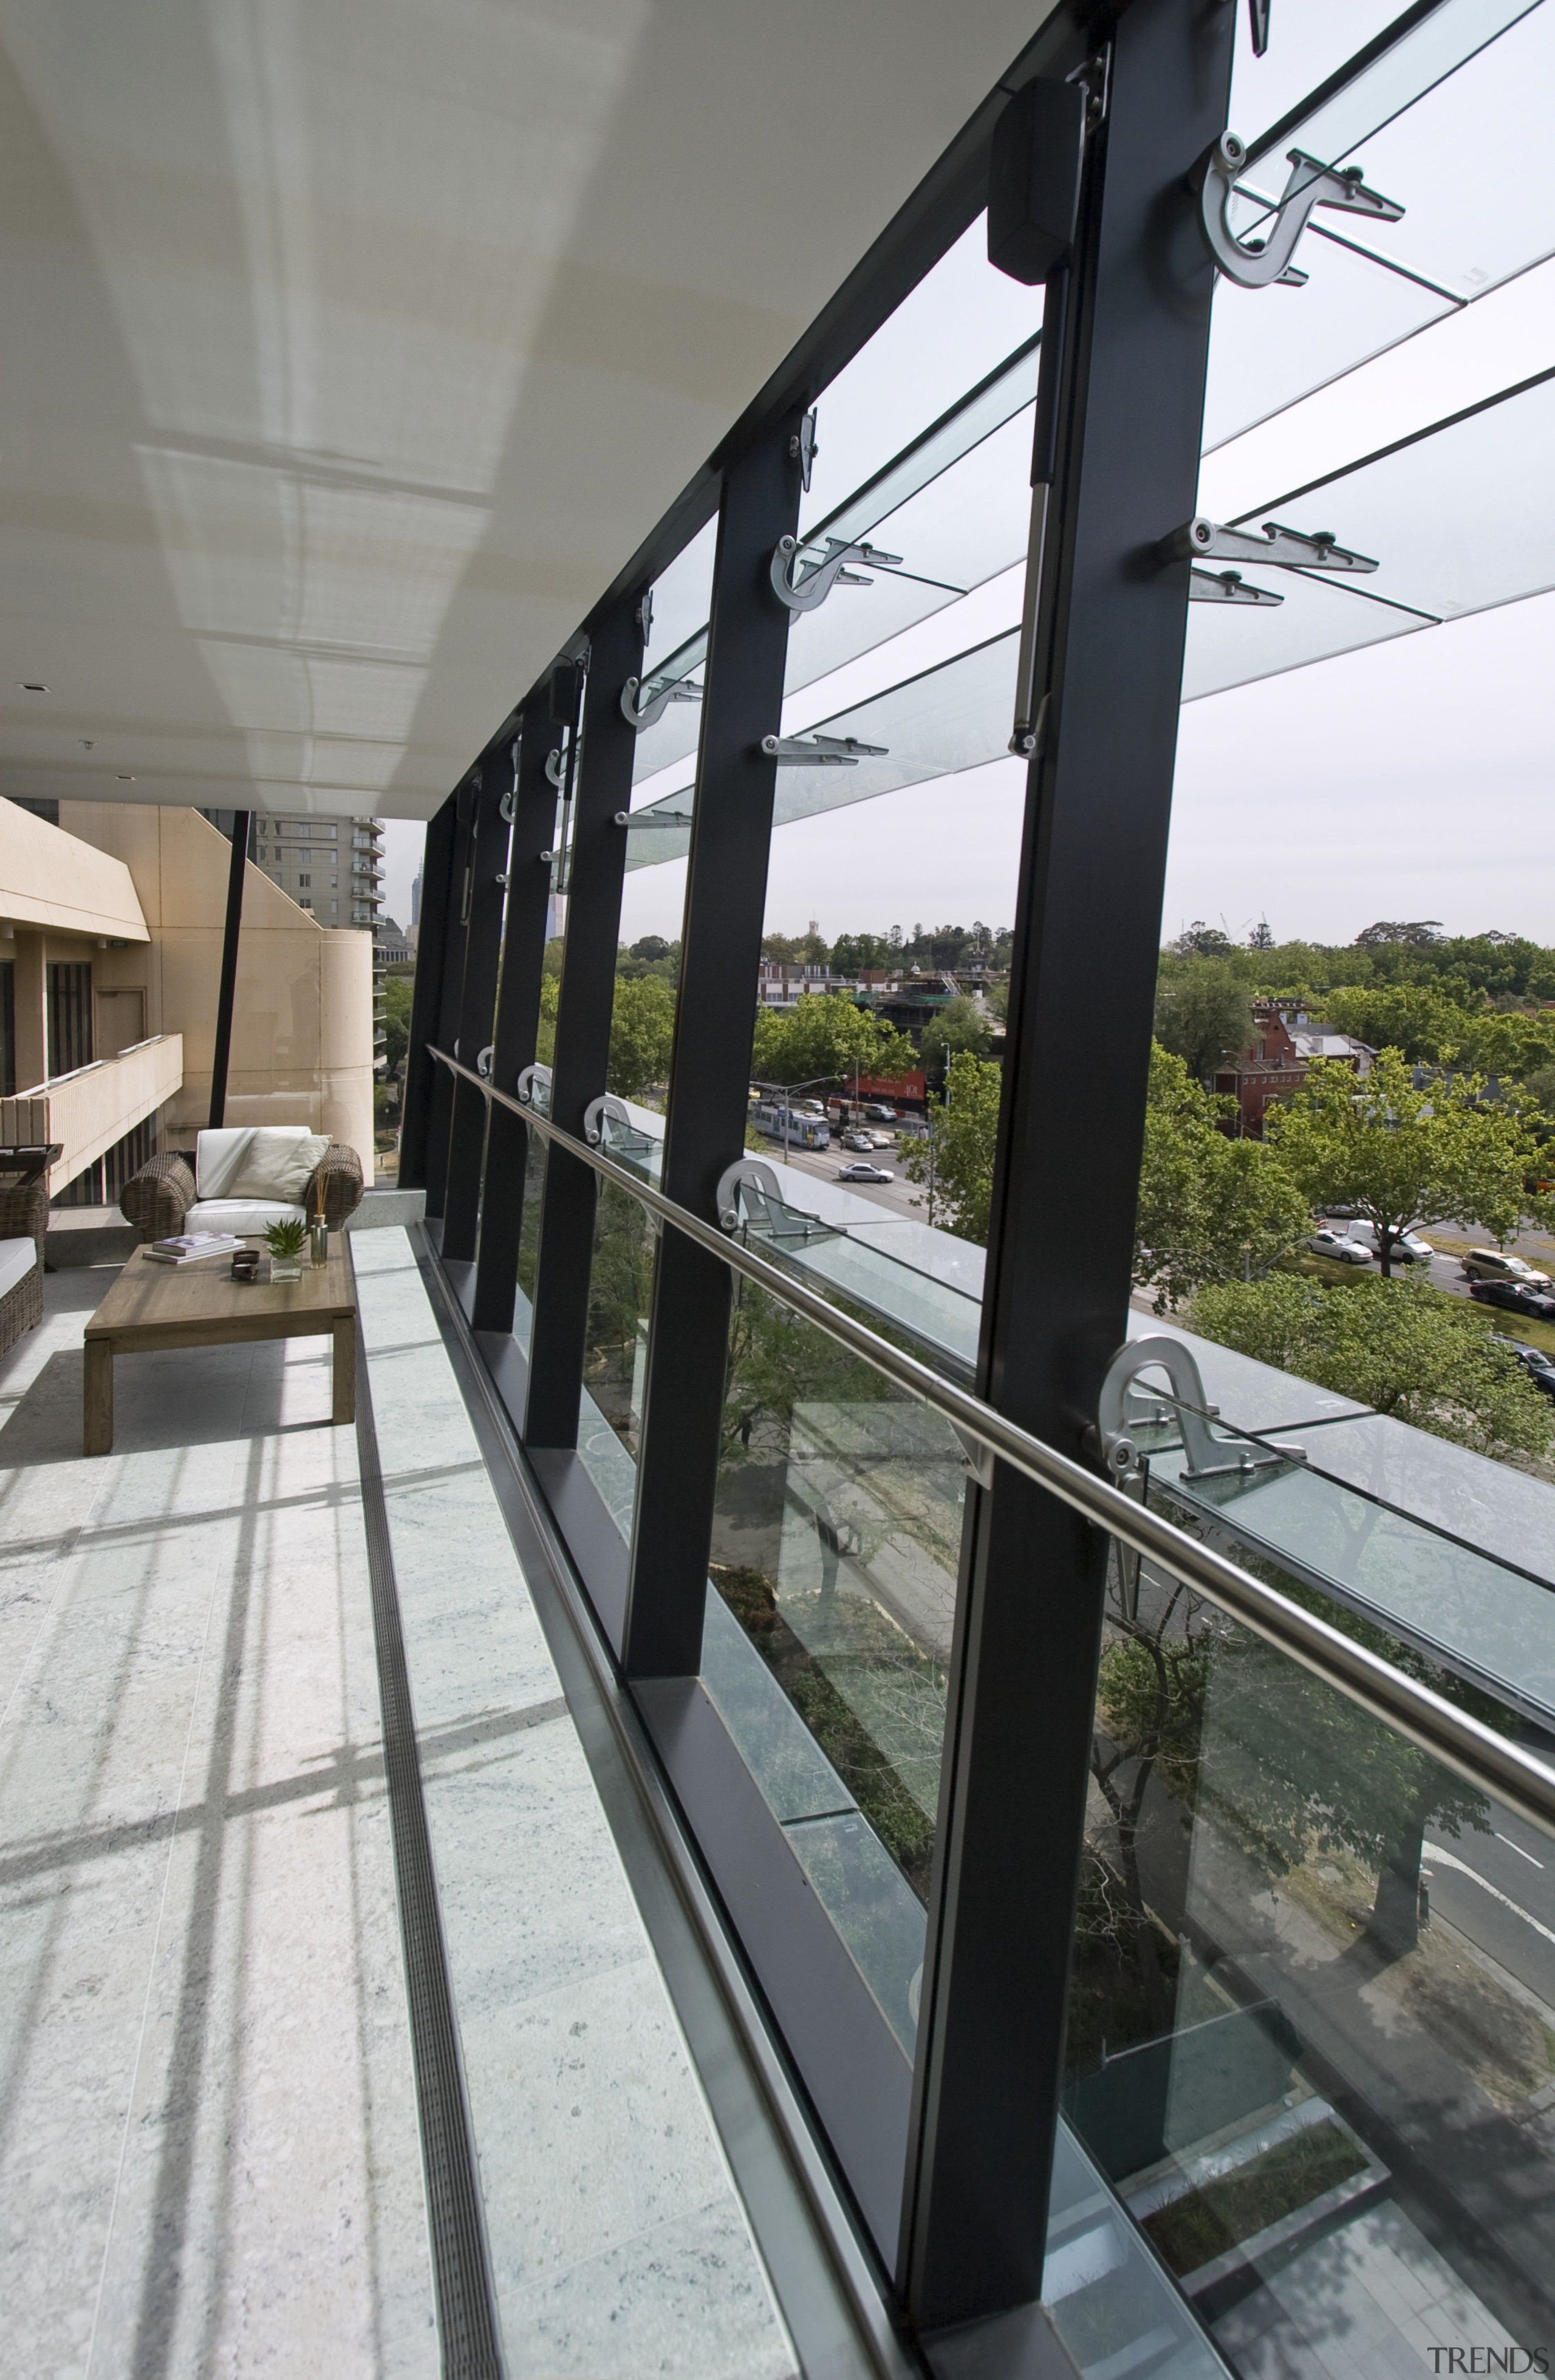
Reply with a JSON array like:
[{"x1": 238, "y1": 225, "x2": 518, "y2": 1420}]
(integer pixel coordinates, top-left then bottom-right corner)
[{"x1": 1214, "y1": 1001, "x2": 1375, "y2": 1138}]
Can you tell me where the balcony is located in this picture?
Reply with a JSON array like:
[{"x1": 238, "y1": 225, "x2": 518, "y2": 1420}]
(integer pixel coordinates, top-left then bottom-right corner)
[
  {"x1": 1, "y1": 1034, "x2": 183, "y2": 1195},
  {"x1": 0, "y1": 1219, "x2": 800, "y2": 2375}
]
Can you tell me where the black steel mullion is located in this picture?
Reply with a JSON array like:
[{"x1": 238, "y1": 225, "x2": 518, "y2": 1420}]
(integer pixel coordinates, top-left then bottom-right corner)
[
  {"x1": 472, "y1": 708, "x2": 557, "y2": 1332},
  {"x1": 619, "y1": 429, "x2": 802, "y2": 1679},
  {"x1": 442, "y1": 758, "x2": 511, "y2": 1262},
  {"x1": 423, "y1": 784, "x2": 478, "y2": 1222},
  {"x1": 903, "y1": 0, "x2": 1234, "y2": 2338},
  {"x1": 398, "y1": 797, "x2": 456, "y2": 1189},
  {"x1": 207, "y1": 809, "x2": 251, "y2": 1129},
  {"x1": 522, "y1": 610, "x2": 644, "y2": 1447}
]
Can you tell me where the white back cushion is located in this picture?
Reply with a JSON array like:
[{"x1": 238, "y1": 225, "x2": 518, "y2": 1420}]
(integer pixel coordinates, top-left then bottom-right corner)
[
  {"x1": 195, "y1": 1127, "x2": 257, "y2": 1199},
  {"x1": 230, "y1": 1128, "x2": 332, "y2": 1202}
]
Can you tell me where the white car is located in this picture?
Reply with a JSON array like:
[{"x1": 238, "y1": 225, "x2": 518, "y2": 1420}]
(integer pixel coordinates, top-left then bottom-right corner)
[
  {"x1": 838, "y1": 1162, "x2": 895, "y2": 1185},
  {"x1": 1338, "y1": 1221, "x2": 1435, "y2": 1265},
  {"x1": 1308, "y1": 1228, "x2": 1371, "y2": 1265}
]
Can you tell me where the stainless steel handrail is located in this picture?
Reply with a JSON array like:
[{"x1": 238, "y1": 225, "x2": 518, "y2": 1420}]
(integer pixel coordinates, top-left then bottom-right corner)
[{"x1": 428, "y1": 1045, "x2": 1555, "y2": 1841}]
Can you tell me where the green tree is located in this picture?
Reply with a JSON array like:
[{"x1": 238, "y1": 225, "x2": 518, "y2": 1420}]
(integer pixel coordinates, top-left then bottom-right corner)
[
  {"x1": 830, "y1": 931, "x2": 892, "y2": 974},
  {"x1": 901, "y1": 1052, "x2": 1002, "y2": 1243},
  {"x1": 1320, "y1": 981, "x2": 1478, "y2": 1066},
  {"x1": 1188, "y1": 1272, "x2": 1552, "y2": 1461},
  {"x1": 380, "y1": 975, "x2": 414, "y2": 1072},
  {"x1": 750, "y1": 990, "x2": 915, "y2": 1092},
  {"x1": 1266, "y1": 1047, "x2": 1551, "y2": 1274},
  {"x1": 920, "y1": 994, "x2": 991, "y2": 1079},
  {"x1": 1153, "y1": 956, "x2": 1254, "y2": 1084},
  {"x1": 607, "y1": 974, "x2": 677, "y2": 1098},
  {"x1": 1133, "y1": 1045, "x2": 1308, "y2": 1311}
]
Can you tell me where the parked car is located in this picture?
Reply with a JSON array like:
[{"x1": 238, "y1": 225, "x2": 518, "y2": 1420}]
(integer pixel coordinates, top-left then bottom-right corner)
[
  {"x1": 1338, "y1": 1221, "x2": 1435, "y2": 1265},
  {"x1": 841, "y1": 1130, "x2": 876, "y2": 1152},
  {"x1": 863, "y1": 1103, "x2": 897, "y2": 1121},
  {"x1": 1307, "y1": 1229, "x2": 1371, "y2": 1265},
  {"x1": 1469, "y1": 1279, "x2": 1555, "y2": 1319},
  {"x1": 837, "y1": 1162, "x2": 895, "y2": 1185},
  {"x1": 1490, "y1": 1338, "x2": 1555, "y2": 1398},
  {"x1": 1462, "y1": 1248, "x2": 1553, "y2": 1288}
]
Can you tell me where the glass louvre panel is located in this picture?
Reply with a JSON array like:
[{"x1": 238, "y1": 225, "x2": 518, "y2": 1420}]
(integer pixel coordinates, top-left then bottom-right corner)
[
  {"x1": 625, "y1": 338, "x2": 1041, "y2": 790},
  {"x1": 1180, "y1": 570, "x2": 1432, "y2": 704},
  {"x1": 624, "y1": 631, "x2": 1020, "y2": 870},
  {"x1": 1200, "y1": 236, "x2": 1453, "y2": 456},
  {"x1": 1061, "y1": 1537, "x2": 1555, "y2": 2375},
  {"x1": 1226, "y1": 0, "x2": 1415, "y2": 151},
  {"x1": 703, "y1": 1281, "x2": 964, "y2": 2051},
  {"x1": 1240, "y1": 0, "x2": 1554, "y2": 303},
  {"x1": 781, "y1": 408, "x2": 1035, "y2": 697},
  {"x1": 1246, "y1": 0, "x2": 1542, "y2": 176},
  {"x1": 798, "y1": 216, "x2": 1040, "y2": 528},
  {"x1": 1227, "y1": 372, "x2": 1555, "y2": 620},
  {"x1": 629, "y1": 517, "x2": 716, "y2": 787}
]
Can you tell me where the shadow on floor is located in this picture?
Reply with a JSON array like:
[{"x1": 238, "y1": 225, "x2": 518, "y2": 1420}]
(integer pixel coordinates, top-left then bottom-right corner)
[{"x1": 0, "y1": 1343, "x2": 340, "y2": 1465}]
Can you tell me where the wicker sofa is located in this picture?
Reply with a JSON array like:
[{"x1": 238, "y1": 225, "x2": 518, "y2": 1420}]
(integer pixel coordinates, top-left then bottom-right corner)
[
  {"x1": 121, "y1": 1140, "x2": 366, "y2": 1243},
  {"x1": 0, "y1": 1179, "x2": 48, "y2": 1360}
]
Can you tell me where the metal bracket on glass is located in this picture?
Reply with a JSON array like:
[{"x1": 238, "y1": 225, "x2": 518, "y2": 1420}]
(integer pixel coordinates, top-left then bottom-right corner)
[
  {"x1": 620, "y1": 674, "x2": 703, "y2": 732},
  {"x1": 1245, "y1": 0, "x2": 1270, "y2": 59},
  {"x1": 760, "y1": 733, "x2": 888, "y2": 767},
  {"x1": 515, "y1": 1062, "x2": 552, "y2": 1107},
  {"x1": 583, "y1": 1092, "x2": 630, "y2": 1147},
  {"x1": 635, "y1": 587, "x2": 654, "y2": 641},
  {"x1": 1160, "y1": 516, "x2": 1378, "y2": 575},
  {"x1": 951, "y1": 1423, "x2": 996, "y2": 1491},
  {"x1": 1088, "y1": 1336, "x2": 1306, "y2": 1484},
  {"x1": 715, "y1": 1157, "x2": 824, "y2": 1243},
  {"x1": 612, "y1": 807, "x2": 692, "y2": 829},
  {"x1": 1189, "y1": 568, "x2": 1284, "y2": 606},
  {"x1": 769, "y1": 534, "x2": 904, "y2": 614},
  {"x1": 475, "y1": 1045, "x2": 494, "y2": 1081},
  {"x1": 716, "y1": 1158, "x2": 784, "y2": 1231},
  {"x1": 1194, "y1": 134, "x2": 1404, "y2": 291},
  {"x1": 788, "y1": 408, "x2": 818, "y2": 493},
  {"x1": 545, "y1": 746, "x2": 567, "y2": 790}
]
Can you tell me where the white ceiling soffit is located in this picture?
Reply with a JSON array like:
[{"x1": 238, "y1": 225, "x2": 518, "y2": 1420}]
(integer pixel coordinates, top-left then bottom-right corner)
[{"x1": 0, "y1": 0, "x2": 1050, "y2": 822}]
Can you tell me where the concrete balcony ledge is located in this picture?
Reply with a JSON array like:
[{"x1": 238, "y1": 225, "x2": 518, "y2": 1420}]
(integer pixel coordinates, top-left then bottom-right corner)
[{"x1": 2, "y1": 1033, "x2": 183, "y2": 1197}]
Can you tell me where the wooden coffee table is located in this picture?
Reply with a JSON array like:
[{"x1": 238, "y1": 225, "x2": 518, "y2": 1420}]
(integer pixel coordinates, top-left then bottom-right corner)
[{"x1": 83, "y1": 1239, "x2": 357, "y2": 1454}]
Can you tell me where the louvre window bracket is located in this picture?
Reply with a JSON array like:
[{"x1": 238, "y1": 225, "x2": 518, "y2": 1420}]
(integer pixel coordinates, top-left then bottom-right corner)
[
  {"x1": 759, "y1": 733, "x2": 888, "y2": 768},
  {"x1": 620, "y1": 675, "x2": 703, "y2": 732},
  {"x1": 1194, "y1": 133, "x2": 1404, "y2": 290},
  {"x1": 769, "y1": 533, "x2": 904, "y2": 614},
  {"x1": 1160, "y1": 515, "x2": 1378, "y2": 574}
]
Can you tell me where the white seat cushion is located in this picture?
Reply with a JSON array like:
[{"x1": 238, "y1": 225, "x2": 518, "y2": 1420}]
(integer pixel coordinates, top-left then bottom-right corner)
[
  {"x1": 0, "y1": 1237, "x2": 37, "y2": 1299},
  {"x1": 185, "y1": 1199, "x2": 307, "y2": 1237},
  {"x1": 196, "y1": 1127, "x2": 330, "y2": 1202}
]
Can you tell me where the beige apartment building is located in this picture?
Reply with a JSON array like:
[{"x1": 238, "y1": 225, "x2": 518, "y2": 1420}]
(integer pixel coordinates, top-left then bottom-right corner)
[{"x1": 0, "y1": 796, "x2": 374, "y2": 1200}]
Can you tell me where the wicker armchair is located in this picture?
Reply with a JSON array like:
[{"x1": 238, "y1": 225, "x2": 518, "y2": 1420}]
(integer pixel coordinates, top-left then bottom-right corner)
[
  {"x1": 0, "y1": 1179, "x2": 48, "y2": 1359},
  {"x1": 120, "y1": 1142, "x2": 366, "y2": 1242},
  {"x1": 120, "y1": 1152, "x2": 197, "y2": 1243}
]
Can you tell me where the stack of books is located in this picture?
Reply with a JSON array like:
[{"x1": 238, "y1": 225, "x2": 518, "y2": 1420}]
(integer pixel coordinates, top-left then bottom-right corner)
[{"x1": 146, "y1": 1232, "x2": 247, "y2": 1267}]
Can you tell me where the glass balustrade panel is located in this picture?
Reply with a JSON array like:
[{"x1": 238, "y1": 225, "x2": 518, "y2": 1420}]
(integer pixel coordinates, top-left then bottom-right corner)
[{"x1": 1057, "y1": 1534, "x2": 1555, "y2": 2375}]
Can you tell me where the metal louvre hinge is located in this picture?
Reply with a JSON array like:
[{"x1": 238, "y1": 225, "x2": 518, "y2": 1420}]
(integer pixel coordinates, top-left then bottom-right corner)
[
  {"x1": 1161, "y1": 516, "x2": 1377, "y2": 574},
  {"x1": 759, "y1": 733, "x2": 887, "y2": 767},
  {"x1": 1194, "y1": 132, "x2": 1404, "y2": 291},
  {"x1": 612, "y1": 808, "x2": 692, "y2": 829},
  {"x1": 769, "y1": 534, "x2": 904, "y2": 615},
  {"x1": 620, "y1": 675, "x2": 703, "y2": 731}
]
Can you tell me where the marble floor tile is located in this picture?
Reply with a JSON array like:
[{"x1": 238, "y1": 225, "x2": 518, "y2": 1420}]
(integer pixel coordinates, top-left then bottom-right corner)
[{"x1": 497, "y1": 2195, "x2": 799, "y2": 2380}]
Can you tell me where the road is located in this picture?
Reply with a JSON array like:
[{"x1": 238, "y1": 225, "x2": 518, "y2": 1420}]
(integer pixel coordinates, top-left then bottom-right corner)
[
  {"x1": 1426, "y1": 1804, "x2": 1555, "y2": 2016},
  {"x1": 767, "y1": 1137, "x2": 929, "y2": 1224}
]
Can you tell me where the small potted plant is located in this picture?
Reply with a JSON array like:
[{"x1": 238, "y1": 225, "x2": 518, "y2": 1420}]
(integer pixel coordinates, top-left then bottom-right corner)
[{"x1": 264, "y1": 1217, "x2": 309, "y2": 1283}]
